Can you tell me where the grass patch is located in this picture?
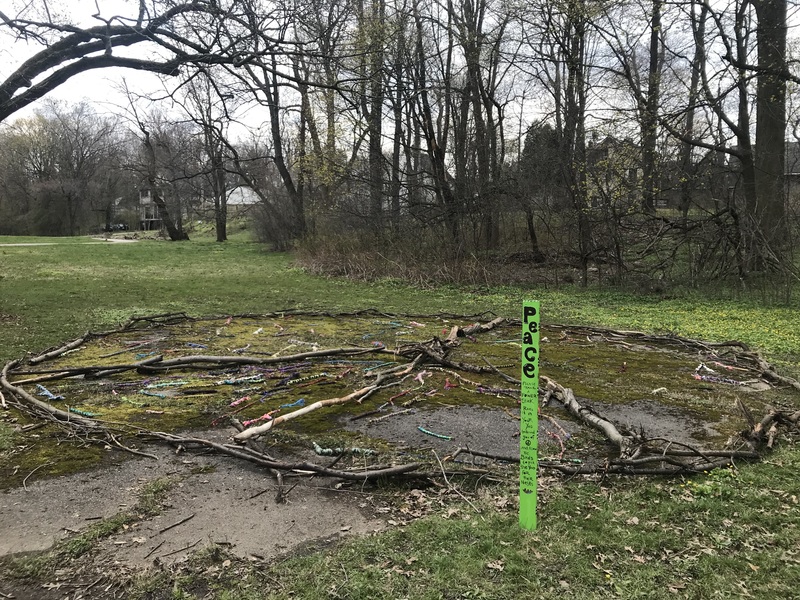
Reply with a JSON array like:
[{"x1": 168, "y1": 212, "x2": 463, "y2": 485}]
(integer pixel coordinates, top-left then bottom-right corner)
[
  {"x1": 0, "y1": 422, "x2": 16, "y2": 452},
  {"x1": 153, "y1": 449, "x2": 800, "y2": 600},
  {"x1": 1, "y1": 235, "x2": 800, "y2": 598},
  {"x1": 3, "y1": 236, "x2": 800, "y2": 364},
  {"x1": 0, "y1": 422, "x2": 107, "y2": 491}
]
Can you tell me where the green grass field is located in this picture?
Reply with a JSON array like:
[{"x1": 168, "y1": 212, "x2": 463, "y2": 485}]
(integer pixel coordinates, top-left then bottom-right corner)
[{"x1": 1, "y1": 234, "x2": 799, "y2": 599}]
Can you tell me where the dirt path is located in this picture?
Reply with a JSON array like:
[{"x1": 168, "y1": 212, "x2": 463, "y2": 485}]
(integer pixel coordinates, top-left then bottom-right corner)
[
  {"x1": 0, "y1": 402, "x2": 718, "y2": 564},
  {"x1": 0, "y1": 432, "x2": 387, "y2": 568},
  {"x1": 0, "y1": 238, "x2": 140, "y2": 247}
]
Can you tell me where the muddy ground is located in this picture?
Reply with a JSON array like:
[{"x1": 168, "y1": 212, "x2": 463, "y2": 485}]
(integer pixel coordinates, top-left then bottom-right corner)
[
  {"x1": 0, "y1": 431, "x2": 389, "y2": 600},
  {"x1": 0, "y1": 404, "x2": 534, "y2": 600},
  {"x1": 0, "y1": 399, "x2": 741, "y2": 600},
  {"x1": 0, "y1": 405, "x2": 531, "y2": 566}
]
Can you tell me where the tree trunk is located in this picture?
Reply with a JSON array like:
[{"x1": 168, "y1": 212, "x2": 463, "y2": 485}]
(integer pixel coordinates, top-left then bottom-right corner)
[
  {"x1": 679, "y1": 2, "x2": 707, "y2": 217},
  {"x1": 266, "y1": 56, "x2": 305, "y2": 241},
  {"x1": 142, "y1": 130, "x2": 188, "y2": 241},
  {"x1": 753, "y1": 0, "x2": 788, "y2": 250},
  {"x1": 212, "y1": 148, "x2": 227, "y2": 243},
  {"x1": 525, "y1": 208, "x2": 546, "y2": 263},
  {"x1": 563, "y1": 4, "x2": 591, "y2": 285},
  {"x1": 367, "y1": 0, "x2": 386, "y2": 233},
  {"x1": 413, "y1": 4, "x2": 460, "y2": 244},
  {"x1": 389, "y1": 28, "x2": 405, "y2": 234},
  {"x1": 641, "y1": 0, "x2": 662, "y2": 215}
]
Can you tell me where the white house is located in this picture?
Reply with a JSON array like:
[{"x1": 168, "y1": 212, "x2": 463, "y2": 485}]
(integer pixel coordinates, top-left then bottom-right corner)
[{"x1": 226, "y1": 186, "x2": 261, "y2": 213}]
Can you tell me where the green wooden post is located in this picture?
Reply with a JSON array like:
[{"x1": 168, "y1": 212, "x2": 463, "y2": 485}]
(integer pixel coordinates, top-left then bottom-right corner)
[{"x1": 520, "y1": 301, "x2": 540, "y2": 530}]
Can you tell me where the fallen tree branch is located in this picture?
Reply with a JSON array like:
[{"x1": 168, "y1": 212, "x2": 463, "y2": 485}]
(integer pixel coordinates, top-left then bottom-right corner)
[
  {"x1": 432, "y1": 449, "x2": 483, "y2": 518},
  {"x1": 542, "y1": 375, "x2": 638, "y2": 458},
  {"x1": 121, "y1": 312, "x2": 191, "y2": 330},
  {"x1": 449, "y1": 447, "x2": 519, "y2": 463},
  {"x1": 10, "y1": 347, "x2": 390, "y2": 380},
  {"x1": 233, "y1": 355, "x2": 424, "y2": 442},
  {"x1": 108, "y1": 432, "x2": 158, "y2": 460},
  {"x1": 232, "y1": 385, "x2": 377, "y2": 441},
  {"x1": 29, "y1": 333, "x2": 92, "y2": 364},
  {"x1": 142, "y1": 430, "x2": 421, "y2": 481},
  {"x1": 745, "y1": 353, "x2": 800, "y2": 392},
  {"x1": 159, "y1": 513, "x2": 195, "y2": 534},
  {"x1": 537, "y1": 460, "x2": 735, "y2": 476},
  {"x1": 161, "y1": 539, "x2": 202, "y2": 558},
  {"x1": 406, "y1": 341, "x2": 509, "y2": 377},
  {"x1": 22, "y1": 461, "x2": 52, "y2": 490},
  {"x1": 480, "y1": 356, "x2": 521, "y2": 384},
  {"x1": 444, "y1": 317, "x2": 506, "y2": 345},
  {"x1": 6, "y1": 372, "x2": 80, "y2": 386},
  {"x1": 544, "y1": 324, "x2": 752, "y2": 353},
  {"x1": 742, "y1": 406, "x2": 800, "y2": 449},
  {"x1": 642, "y1": 438, "x2": 760, "y2": 460},
  {"x1": 230, "y1": 418, "x2": 285, "y2": 501},
  {"x1": 7, "y1": 355, "x2": 166, "y2": 379},
  {"x1": 1, "y1": 360, "x2": 98, "y2": 428},
  {"x1": 144, "y1": 347, "x2": 389, "y2": 369}
]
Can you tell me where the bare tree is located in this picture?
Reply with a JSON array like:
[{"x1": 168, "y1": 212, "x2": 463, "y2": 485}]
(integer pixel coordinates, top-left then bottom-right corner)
[
  {"x1": 0, "y1": 1, "x2": 248, "y2": 123},
  {"x1": 0, "y1": 100, "x2": 121, "y2": 235},
  {"x1": 174, "y1": 70, "x2": 241, "y2": 242}
]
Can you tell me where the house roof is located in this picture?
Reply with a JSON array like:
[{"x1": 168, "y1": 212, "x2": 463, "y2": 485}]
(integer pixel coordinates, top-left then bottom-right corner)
[
  {"x1": 786, "y1": 142, "x2": 800, "y2": 175},
  {"x1": 226, "y1": 186, "x2": 260, "y2": 206}
]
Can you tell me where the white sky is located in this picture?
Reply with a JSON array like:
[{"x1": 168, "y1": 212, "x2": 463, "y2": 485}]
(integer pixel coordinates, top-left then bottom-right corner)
[{"x1": 0, "y1": 0, "x2": 176, "y2": 120}]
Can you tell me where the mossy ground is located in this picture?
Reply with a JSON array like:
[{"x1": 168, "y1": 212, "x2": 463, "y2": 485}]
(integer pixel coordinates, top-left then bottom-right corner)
[{"x1": 5, "y1": 312, "x2": 797, "y2": 491}]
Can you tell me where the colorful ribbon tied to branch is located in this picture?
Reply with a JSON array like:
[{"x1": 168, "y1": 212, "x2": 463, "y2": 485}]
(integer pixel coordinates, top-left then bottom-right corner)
[
  {"x1": 229, "y1": 396, "x2": 251, "y2": 407},
  {"x1": 69, "y1": 407, "x2": 96, "y2": 417},
  {"x1": 693, "y1": 374, "x2": 744, "y2": 386},
  {"x1": 280, "y1": 398, "x2": 305, "y2": 408},
  {"x1": 312, "y1": 442, "x2": 377, "y2": 457},
  {"x1": 418, "y1": 426, "x2": 452, "y2": 440},
  {"x1": 242, "y1": 411, "x2": 278, "y2": 427},
  {"x1": 36, "y1": 384, "x2": 64, "y2": 401}
]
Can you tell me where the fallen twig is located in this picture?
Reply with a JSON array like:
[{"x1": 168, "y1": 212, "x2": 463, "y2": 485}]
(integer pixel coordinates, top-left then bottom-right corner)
[
  {"x1": 143, "y1": 540, "x2": 165, "y2": 559},
  {"x1": 432, "y1": 449, "x2": 483, "y2": 519},
  {"x1": 450, "y1": 447, "x2": 519, "y2": 463},
  {"x1": 158, "y1": 513, "x2": 195, "y2": 535},
  {"x1": 1, "y1": 360, "x2": 97, "y2": 428},
  {"x1": 161, "y1": 538, "x2": 202, "y2": 558},
  {"x1": 108, "y1": 432, "x2": 158, "y2": 460},
  {"x1": 22, "y1": 461, "x2": 52, "y2": 491},
  {"x1": 369, "y1": 408, "x2": 414, "y2": 423}
]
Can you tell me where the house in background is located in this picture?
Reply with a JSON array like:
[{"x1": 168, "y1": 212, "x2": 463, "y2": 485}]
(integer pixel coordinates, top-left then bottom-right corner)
[
  {"x1": 784, "y1": 142, "x2": 800, "y2": 206},
  {"x1": 586, "y1": 136, "x2": 642, "y2": 208},
  {"x1": 139, "y1": 189, "x2": 162, "y2": 231},
  {"x1": 137, "y1": 185, "x2": 261, "y2": 231},
  {"x1": 226, "y1": 186, "x2": 260, "y2": 215}
]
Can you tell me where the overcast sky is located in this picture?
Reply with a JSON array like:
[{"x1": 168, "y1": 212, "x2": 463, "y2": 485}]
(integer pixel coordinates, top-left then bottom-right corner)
[{"x1": 0, "y1": 0, "x2": 174, "y2": 120}]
